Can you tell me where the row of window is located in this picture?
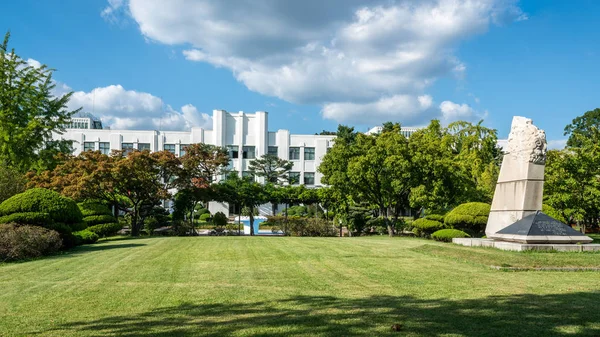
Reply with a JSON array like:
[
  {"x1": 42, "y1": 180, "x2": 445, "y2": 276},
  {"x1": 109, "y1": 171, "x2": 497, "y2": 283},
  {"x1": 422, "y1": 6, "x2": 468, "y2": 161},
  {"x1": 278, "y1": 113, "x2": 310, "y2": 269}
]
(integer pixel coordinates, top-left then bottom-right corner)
[
  {"x1": 242, "y1": 171, "x2": 315, "y2": 185},
  {"x1": 83, "y1": 143, "x2": 317, "y2": 160}
]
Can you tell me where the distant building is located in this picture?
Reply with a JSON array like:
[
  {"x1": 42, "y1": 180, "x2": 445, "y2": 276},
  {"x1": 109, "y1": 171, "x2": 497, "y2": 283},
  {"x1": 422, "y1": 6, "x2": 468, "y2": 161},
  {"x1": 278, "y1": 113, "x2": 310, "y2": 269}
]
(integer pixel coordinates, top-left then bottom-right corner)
[{"x1": 364, "y1": 125, "x2": 420, "y2": 138}]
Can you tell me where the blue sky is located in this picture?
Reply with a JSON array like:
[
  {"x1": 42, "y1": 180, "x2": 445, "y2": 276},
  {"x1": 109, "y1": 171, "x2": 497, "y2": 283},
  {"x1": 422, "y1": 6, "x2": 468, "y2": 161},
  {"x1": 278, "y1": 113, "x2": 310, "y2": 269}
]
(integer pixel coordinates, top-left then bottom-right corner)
[{"x1": 2, "y1": 0, "x2": 599, "y2": 146}]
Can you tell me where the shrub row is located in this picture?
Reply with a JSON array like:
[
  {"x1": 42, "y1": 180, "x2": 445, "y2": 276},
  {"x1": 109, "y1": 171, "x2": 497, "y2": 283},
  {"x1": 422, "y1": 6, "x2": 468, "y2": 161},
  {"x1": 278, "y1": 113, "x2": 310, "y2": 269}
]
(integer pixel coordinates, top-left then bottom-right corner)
[
  {"x1": 432, "y1": 229, "x2": 470, "y2": 242},
  {"x1": 83, "y1": 214, "x2": 117, "y2": 226},
  {"x1": 265, "y1": 216, "x2": 337, "y2": 237},
  {"x1": 78, "y1": 201, "x2": 113, "y2": 217},
  {"x1": 0, "y1": 224, "x2": 62, "y2": 262},
  {"x1": 0, "y1": 212, "x2": 52, "y2": 226}
]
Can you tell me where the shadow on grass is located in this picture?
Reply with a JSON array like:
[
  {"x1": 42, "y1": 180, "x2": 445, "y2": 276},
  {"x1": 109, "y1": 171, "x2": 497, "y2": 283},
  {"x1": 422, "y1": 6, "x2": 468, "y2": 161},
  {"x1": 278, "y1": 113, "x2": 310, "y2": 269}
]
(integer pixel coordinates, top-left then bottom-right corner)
[
  {"x1": 69, "y1": 243, "x2": 146, "y2": 253},
  {"x1": 55, "y1": 292, "x2": 600, "y2": 336}
]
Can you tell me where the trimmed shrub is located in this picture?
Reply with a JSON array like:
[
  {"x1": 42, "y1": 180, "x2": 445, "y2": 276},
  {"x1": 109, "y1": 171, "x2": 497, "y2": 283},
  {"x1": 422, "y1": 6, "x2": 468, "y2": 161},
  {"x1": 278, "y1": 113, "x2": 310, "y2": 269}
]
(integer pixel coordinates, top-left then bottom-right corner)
[
  {"x1": 87, "y1": 222, "x2": 123, "y2": 237},
  {"x1": 0, "y1": 188, "x2": 83, "y2": 226},
  {"x1": 542, "y1": 204, "x2": 567, "y2": 223},
  {"x1": 424, "y1": 214, "x2": 445, "y2": 222},
  {"x1": 78, "y1": 201, "x2": 113, "y2": 217},
  {"x1": 83, "y1": 215, "x2": 117, "y2": 226},
  {"x1": 444, "y1": 202, "x2": 491, "y2": 234},
  {"x1": 432, "y1": 229, "x2": 470, "y2": 242},
  {"x1": 411, "y1": 218, "x2": 447, "y2": 237},
  {"x1": 0, "y1": 212, "x2": 52, "y2": 226},
  {"x1": 213, "y1": 212, "x2": 228, "y2": 228},
  {"x1": 73, "y1": 229, "x2": 99, "y2": 244},
  {"x1": 199, "y1": 213, "x2": 211, "y2": 222},
  {"x1": 0, "y1": 224, "x2": 62, "y2": 261}
]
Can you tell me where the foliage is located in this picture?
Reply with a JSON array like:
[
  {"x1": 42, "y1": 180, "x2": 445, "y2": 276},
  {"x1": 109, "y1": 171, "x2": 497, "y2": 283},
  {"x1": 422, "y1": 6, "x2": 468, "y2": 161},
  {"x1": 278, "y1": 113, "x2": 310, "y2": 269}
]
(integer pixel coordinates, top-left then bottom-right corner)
[
  {"x1": 248, "y1": 154, "x2": 293, "y2": 184},
  {"x1": 444, "y1": 202, "x2": 491, "y2": 234},
  {"x1": 83, "y1": 215, "x2": 117, "y2": 226},
  {"x1": 78, "y1": 201, "x2": 113, "y2": 217},
  {"x1": 544, "y1": 138, "x2": 600, "y2": 232},
  {"x1": 542, "y1": 204, "x2": 567, "y2": 224},
  {"x1": 0, "y1": 188, "x2": 83, "y2": 228},
  {"x1": 266, "y1": 216, "x2": 336, "y2": 237},
  {"x1": 0, "y1": 212, "x2": 52, "y2": 226},
  {"x1": 564, "y1": 108, "x2": 600, "y2": 147},
  {"x1": 0, "y1": 32, "x2": 79, "y2": 172},
  {"x1": 86, "y1": 222, "x2": 122, "y2": 238},
  {"x1": 0, "y1": 166, "x2": 26, "y2": 203},
  {"x1": 144, "y1": 217, "x2": 160, "y2": 235},
  {"x1": 0, "y1": 223, "x2": 62, "y2": 261},
  {"x1": 199, "y1": 213, "x2": 211, "y2": 222},
  {"x1": 213, "y1": 212, "x2": 228, "y2": 228},
  {"x1": 28, "y1": 150, "x2": 180, "y2": 236},
  {"x1": 73, "y1": 229, "x2": 99, "y2": 244},
  {"x1": 215, "y1": 173, "x2": 267, "y2": 235},
  {"x1": 431, "y1": 229, "x2": 470, "y2": 242},
  {"x1": 424, "y1": 214, "x2": 445, "y2": 222},
  {"x1": 411, "y1": 218, "x2": 447, "y2": 237}
]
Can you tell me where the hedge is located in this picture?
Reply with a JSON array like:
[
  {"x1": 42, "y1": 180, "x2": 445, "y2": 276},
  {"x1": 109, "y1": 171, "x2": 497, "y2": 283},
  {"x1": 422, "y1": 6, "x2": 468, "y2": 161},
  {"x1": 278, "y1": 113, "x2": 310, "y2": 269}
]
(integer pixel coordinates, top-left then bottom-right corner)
[
  {"x1": 87, "y1": 222, "x2": 122, "y2": 237},
  {"x1": 199, "y1": 213, "x2": 211, "y2": 222},
  {"x1": 78, "y1": 201, "x2": 113, "y2": 217},
  {"x1": 83, "y1": 215, "x2": 118, "y2": 226},
  {"x1": 0, "y1": 188, "x2": 83, "y2": 225},
  {"x1": 73, "y1": 229, "x2": 99, "y2": 244},
  {"x1": 0, "y1": 223, "x2": 62, "y2": 261},
  {"x1": 411, "y1": 218, "x2": 447, "y2": 237},
  {"x1": 444, "y1": 202, "x2": 491, "y2": 234},
  {"x1": 432, "y1": 229, "x2": 470, "y2": 242}
]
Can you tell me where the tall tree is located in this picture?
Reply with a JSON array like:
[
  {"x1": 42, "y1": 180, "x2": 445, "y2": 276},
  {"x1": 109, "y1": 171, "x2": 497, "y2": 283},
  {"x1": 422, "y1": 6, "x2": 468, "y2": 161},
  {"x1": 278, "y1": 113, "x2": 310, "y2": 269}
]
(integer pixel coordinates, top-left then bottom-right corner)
[
  {"x1": 248, "y1": 154, "x2": 293, "y2": 184},
  {"x1": 564, "y1": 108, "x2": 600, "y2": 147},
  {"x1": 0, "y1": 31, "x2": 78, "y2": 172},
  {"x1": 217, "y1": 173, "x2": 267, "y2": 235}
]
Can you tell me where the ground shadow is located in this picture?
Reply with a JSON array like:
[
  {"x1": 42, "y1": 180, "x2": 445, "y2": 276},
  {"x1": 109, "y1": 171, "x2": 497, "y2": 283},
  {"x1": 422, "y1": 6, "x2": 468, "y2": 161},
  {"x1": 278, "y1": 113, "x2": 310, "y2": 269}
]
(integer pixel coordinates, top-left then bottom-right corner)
[
  {"x1": 69, "y1": 243, "x2": 146, "y2": 253},
  {"x1": 52, "y1": 292, "x2": 600, "y2": 336}
]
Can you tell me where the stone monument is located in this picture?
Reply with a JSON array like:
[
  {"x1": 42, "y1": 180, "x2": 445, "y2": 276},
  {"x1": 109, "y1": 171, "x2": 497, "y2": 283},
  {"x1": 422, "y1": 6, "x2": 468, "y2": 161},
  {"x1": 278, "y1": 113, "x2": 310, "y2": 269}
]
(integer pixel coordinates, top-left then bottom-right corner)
[
  {"x1": 453, "y1": 116, "x2": 596, "y2": 251},
  {"x1": 485, "y1": 116, "x2": 547, "y2": 237}
]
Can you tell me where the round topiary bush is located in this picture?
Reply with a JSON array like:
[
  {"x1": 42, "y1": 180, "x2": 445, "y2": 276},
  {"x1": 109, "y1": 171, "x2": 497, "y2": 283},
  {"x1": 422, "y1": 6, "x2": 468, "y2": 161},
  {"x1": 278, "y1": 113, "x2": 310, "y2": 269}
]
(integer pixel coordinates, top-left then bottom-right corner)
[
  {"x1": 213, "y1": 212, "x2": 228, "y2": 227},
  {"x1": 199, "y1": 213, "x2": 211, "y2": 222},
  {"x1": 444, "y1": 202, "x2": 491, "y2": 234},
  {"x1": 73, "y1": 229, "x2": 99, "y2": 244},
  {"x1": 87, "y1": 222, "x2": 122, "y2": 237},
  {"x1": 0, "y1": 188, "x2": 83, "y2": 227},
  {"x1": 432, "y1": 229, "x2": 470, "y2": 242},
  {"x1": 411, "y1": 218, "x2": 447, "y2": 237}
]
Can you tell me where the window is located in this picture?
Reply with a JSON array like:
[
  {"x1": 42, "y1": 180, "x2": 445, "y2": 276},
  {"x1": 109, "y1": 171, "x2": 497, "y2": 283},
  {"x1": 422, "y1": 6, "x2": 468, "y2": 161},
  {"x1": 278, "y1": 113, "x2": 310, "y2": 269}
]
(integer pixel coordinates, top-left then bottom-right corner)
[
  {"x1": 289, "y1": 147, "x2": 300, "y2": 160},
  {"x1": 122, "y1": 143, "x2": 134, "y2": 155},
  {"x1": 138, "y1": 143, "x2": 151, "y2": 151},
  {"x1": 164, "y1": 144, "x2": 175, "y2": 154},
  {"x1": 99, "y1": 142, "x2": 110, "y2": 155},
  {"x1": 268, "y1": 146, "x2": 278, "y2": 156},
  {"x1": 180, "y1": 144, "x2": 189, "y2": 157},
  {"x1": 288, "y1": 172, "x2": 300, "y2": 185},
  {"x1": 227, "y1": 145, "x2": 239, "y2": 159},
  {"x1": 304, "y1": 172, "x2": 315, "y2": 185},
  {"x1": 83, "y1": 142, "x2": 95, "y2": 152},
  {"x1": 242, "y1": 146, "x2": 256, "y2": 159},
  {"x1": 304, "y1": 147, "x2": 315, "y2": 160}
]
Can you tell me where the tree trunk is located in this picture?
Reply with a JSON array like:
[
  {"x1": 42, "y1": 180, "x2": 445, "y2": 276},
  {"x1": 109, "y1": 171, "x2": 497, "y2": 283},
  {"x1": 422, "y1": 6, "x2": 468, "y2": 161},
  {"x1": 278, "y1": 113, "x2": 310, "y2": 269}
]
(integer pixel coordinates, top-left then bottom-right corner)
[
  {"x1": 249, "y1": 212, "x2": 255, "y2": 236},
  {"x1": 131, "y1": 206, "x2": 140, "y2": 237},
  {"x1": 271, "y1": 202, "x2": 277, "y2": 216},
  {"x1": 382, "y1": 206, "x2": 394, "y2": 237},
  {"x1": 238, "y1": 207, "x2": 241, "y2": 236}
]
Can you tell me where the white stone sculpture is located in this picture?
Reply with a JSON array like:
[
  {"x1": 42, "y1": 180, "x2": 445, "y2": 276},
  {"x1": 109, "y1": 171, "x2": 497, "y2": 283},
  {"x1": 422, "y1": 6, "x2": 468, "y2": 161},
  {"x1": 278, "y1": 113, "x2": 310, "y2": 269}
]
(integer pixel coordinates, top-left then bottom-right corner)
[{"x1": 485, "y1": 116, "x2": 546, "y2": 236}]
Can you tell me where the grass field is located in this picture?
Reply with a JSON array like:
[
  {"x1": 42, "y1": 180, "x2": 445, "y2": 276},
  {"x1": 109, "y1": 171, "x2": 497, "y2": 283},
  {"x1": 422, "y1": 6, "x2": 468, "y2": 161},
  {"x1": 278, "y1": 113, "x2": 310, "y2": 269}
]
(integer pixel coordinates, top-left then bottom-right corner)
[{"x1": 1, "y1": 237, "x2": 600, "y2": 336}]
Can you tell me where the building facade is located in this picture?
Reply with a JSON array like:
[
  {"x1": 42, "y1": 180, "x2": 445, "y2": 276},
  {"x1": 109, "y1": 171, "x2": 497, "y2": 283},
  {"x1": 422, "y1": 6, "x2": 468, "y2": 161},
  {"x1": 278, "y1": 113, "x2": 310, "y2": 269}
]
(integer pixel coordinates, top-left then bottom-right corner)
[{"x1": 53, "y1": 110, "x2": 336, "y2": 187}]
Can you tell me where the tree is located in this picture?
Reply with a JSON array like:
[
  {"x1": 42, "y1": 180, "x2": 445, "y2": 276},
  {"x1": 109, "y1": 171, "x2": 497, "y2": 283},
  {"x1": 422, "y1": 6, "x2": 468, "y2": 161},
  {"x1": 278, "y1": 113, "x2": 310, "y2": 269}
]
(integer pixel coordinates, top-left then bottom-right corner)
[
  {"x1": 0, "y1": 31, "x2": 79, "y2": 172},
  {"x1": 217, "y1": 173, "x2": 267, "y2": 235},
  {"x1": 564, "y1": 108, "x2": 600, "y2": 147},
  {"x1": 28, "y1": 150, "x2": 180, "y2": 236},
  {"x1": 0, "y1": 166, "x2": 26, "y2": 203},
  {"x1": 248, "y1": 154, "x2": 293, "y2": 184}
]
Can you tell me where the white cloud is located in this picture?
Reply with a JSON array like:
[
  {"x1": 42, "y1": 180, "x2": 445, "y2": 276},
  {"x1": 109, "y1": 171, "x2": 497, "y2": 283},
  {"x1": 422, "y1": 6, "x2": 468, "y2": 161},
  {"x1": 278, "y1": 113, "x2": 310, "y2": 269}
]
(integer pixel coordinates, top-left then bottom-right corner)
[
  {"x1": 67, "y1": 85, "x2": 211, "y2": 131},
  {"x1": 106, "y1": 0, "x2": 525, "y2": 125},
  {"x1": 101, "y1": 0, "x2": 126, "y2": 23},
  {"x1": 26, "y1": 58, "x2": 42, "y2": 69},
  {"x1": 439, "y1": 100, "x2": 487, "y2": 124}
]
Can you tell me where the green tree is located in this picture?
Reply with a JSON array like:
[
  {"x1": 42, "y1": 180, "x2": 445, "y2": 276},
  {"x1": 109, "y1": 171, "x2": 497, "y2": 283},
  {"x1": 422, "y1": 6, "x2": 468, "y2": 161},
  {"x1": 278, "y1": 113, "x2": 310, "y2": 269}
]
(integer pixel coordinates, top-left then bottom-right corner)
[
  {"x1": 564, "y1": 108, "x2": 600, "y2": 147},
  {"x1": 248, "y1": 154, "x2": 293, "y2": 184},
  {"x1": 0, "y1": 166, "x2": 26, "y2": 203},
  {"x1": 217, "y1": 173, "x2": 267, "y2": 236},
  {"x1": 0, "y1": 31, "x2": 79, "y2": 172}
]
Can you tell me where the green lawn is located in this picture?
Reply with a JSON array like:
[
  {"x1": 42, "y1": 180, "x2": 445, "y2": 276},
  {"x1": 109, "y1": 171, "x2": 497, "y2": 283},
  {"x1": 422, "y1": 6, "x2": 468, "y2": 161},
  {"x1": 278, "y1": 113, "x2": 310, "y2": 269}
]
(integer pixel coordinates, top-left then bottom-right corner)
[{"x1": 1, "y1": 237, "x2": 600, "y2": 336}]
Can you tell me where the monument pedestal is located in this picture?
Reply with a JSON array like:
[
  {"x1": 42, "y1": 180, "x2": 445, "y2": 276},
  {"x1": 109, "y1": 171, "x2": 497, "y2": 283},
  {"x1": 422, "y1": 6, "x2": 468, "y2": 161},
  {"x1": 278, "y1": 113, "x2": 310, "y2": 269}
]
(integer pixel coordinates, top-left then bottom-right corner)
[{"x1": 453, "y1": 238, "x2": 600, "y2": 252}]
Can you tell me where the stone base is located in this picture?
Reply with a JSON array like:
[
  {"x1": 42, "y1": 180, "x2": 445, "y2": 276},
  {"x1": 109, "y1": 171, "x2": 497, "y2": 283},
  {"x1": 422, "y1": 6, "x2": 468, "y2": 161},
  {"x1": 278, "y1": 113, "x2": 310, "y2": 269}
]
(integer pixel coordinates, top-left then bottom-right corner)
[
  {"x1": 452, "y1": 238, "x2": 600, "y2": 252},
  {"x1": 488, "y1": 233, "x2": 593, "y2": 244}
]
